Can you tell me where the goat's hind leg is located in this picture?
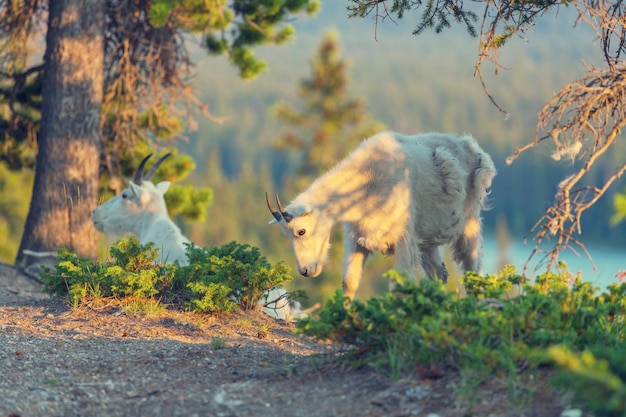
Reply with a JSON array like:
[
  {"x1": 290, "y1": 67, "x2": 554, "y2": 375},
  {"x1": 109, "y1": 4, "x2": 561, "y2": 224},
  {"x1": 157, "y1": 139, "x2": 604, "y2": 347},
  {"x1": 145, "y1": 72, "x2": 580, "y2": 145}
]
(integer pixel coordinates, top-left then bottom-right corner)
[{"x1": 452, "y1": 216, "x2": 484, "y2": 275}]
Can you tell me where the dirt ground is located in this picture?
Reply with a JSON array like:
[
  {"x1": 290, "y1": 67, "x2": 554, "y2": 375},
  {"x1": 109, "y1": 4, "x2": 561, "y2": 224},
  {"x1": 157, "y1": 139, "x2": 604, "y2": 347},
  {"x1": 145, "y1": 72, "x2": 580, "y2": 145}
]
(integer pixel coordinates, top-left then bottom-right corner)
[{"x1": 0, "y1": 266, "x2": 579, "y2": 417}]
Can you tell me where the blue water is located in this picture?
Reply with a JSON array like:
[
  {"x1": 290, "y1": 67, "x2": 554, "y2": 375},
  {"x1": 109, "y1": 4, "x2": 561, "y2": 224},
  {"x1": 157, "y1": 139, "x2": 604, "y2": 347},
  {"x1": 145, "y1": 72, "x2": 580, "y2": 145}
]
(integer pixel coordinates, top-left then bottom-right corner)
[{"x1": 482, "y1": 234, "x2": 625, "y2": 289}]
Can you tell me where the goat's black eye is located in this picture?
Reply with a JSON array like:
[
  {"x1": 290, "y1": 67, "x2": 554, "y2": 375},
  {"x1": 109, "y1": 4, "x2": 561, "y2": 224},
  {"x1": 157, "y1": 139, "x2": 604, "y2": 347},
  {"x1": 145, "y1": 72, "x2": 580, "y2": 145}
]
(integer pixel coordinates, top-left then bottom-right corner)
[
  {"x1": 121, "y1": 193, "x2": 128, "y2": 199},
  {"x1": 297, "y1": 229, "x2": 306, "y2": 237}
]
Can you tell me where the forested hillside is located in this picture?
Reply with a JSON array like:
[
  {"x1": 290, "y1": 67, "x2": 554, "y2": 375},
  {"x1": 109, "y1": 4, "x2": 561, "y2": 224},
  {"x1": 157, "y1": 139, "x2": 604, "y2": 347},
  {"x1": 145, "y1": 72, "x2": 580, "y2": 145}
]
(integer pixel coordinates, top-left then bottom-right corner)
[
  {"x1": 2, "y1": 1, "x2": 624, "y2": 301},
  {"x1": 182, "y1": 5, "x2": 625, "y2": 236}
]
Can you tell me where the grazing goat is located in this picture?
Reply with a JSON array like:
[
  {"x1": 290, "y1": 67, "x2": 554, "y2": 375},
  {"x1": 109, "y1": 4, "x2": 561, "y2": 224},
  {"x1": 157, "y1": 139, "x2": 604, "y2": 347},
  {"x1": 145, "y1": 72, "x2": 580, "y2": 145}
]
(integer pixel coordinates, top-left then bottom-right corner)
[
  {"x1": 92, "y1": 154, "x2": 304, "y2": 320},
  {"x1": 267, "y1": 131, "x2": 496, "y2": 299}
]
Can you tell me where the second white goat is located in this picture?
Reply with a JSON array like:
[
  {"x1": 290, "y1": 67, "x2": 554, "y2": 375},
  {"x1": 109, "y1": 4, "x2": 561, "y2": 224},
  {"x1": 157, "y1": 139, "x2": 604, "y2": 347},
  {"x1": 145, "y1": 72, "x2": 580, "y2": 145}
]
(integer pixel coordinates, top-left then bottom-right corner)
[{"x1": 92, "y1": 153, "x2": 304, "y2": 321}]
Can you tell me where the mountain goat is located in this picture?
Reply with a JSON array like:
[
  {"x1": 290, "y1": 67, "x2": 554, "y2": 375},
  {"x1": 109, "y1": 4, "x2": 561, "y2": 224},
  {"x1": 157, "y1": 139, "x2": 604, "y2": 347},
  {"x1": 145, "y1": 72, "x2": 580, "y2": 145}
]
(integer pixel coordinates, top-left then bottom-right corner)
[
  {"x1": 92, "y1": 153, "x2": 188, "y2": 264},
  {"x1": 92, "y1": 154, "x2": 305, "y2": 320},
  {"x1": 267, "y1": 131, "x2": 496, "y2": 300}
]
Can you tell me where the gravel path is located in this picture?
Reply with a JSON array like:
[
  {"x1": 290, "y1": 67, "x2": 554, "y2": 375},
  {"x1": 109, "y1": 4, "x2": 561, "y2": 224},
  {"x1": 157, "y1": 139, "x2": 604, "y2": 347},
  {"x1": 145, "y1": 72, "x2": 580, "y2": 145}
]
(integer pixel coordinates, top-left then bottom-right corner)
[{"x1": 0, "y1": 268, "x2": 574, "y2": 417}]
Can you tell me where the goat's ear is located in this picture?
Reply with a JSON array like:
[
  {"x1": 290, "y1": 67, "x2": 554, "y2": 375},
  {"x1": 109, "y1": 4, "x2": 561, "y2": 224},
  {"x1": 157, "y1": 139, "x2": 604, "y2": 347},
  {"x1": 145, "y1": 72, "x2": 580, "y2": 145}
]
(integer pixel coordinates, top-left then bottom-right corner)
[{"x1": 155, "y1": 181, "x2": 171, "y2": 194}]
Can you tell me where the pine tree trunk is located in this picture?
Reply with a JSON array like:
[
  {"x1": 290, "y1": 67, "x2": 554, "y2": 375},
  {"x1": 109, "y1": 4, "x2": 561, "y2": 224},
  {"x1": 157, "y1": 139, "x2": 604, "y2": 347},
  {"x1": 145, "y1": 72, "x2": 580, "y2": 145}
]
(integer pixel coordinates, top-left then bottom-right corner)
[{"x1": 16, "y1": 0, "x2": 104, "y2": 266}]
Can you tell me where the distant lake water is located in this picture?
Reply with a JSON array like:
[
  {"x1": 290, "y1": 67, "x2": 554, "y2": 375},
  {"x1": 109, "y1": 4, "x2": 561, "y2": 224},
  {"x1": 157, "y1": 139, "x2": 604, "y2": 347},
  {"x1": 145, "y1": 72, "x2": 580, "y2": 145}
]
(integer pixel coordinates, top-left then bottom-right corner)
[{"x1": 482, "y1": 234, "x2": 625, "y2": 290}]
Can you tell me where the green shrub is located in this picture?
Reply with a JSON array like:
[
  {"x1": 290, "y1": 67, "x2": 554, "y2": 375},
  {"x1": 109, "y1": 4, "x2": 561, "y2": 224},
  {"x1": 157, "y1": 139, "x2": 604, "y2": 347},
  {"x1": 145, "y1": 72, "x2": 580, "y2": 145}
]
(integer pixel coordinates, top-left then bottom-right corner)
[
  {"x1": 296, "y1": 267, "x2": 626, "y2": 381},
  {"x1": 175, "y1": 241, "x2": 295, "y2": 312},
  {"x1": 549, "y1": 344, "x2": 626, "y2": 417},
  {"x1": 41, "y1": 237, "x2": 297, "y2": 314},
  {"x1": 462, "y1": 264, "x2": 522, "y2": 299},
  {"x1": 187, "y1": 281, "x2": 238, "y2": 313}
]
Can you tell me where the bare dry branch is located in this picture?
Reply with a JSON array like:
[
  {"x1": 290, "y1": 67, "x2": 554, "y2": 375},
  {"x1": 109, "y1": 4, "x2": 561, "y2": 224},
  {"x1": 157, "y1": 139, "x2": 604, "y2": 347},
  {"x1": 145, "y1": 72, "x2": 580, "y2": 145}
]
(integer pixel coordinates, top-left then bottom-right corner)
[
  {"x1": 468, "y1": 0, "x2": 626, "y2": 275},
  {"x1": 510, "y1": 61, "x2": 626, "y2": 274}
]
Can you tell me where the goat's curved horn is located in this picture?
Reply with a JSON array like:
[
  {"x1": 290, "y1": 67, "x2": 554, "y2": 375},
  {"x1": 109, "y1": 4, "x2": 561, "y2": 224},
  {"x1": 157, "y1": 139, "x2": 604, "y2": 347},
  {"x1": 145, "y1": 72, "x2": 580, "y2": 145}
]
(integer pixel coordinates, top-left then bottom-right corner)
[
  {"x1": 266, "y1": 192, "x2": 282, "y2": 222},
  {"x1": 144, "y1": 153, "x2": 171, "y2": 182},
  {"x1": 133, "y1": 154, "x2": 153, "y2": 185},
  {"x1": 275, "y1": 194, "x2": 293, "y2": 223}
]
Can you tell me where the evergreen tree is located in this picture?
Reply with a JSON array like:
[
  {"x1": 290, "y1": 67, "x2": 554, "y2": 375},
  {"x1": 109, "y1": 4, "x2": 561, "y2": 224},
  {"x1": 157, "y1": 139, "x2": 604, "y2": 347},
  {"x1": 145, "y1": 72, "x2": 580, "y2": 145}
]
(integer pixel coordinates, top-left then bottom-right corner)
[{"x1": 273, "y1": 30, "x2": 385, "y2": 189}]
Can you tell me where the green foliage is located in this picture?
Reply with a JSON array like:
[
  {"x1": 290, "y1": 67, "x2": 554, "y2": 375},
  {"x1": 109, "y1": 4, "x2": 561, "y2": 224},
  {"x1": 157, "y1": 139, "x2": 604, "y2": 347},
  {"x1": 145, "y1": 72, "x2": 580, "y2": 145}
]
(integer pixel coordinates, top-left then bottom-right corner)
[
  {"x1": 347, "y1": 0, "x2": 569, "y2": 44},
  {"x1": 41, "y1": 237, "x2": 294, "y2": 315},
  {"x1": 230, "y1": 47, "x2": 268, "y2": 80},
  {"x1": 210, "y1": 336, "x2": 229, "y2": 350},
  {"x1": 165, "y1": 184, "x2": 213, "y2": 221},
  {"x1": 549, "y1": 344, "x2": 626, "y2": 417},
  {"x1": 187, "y1": 280, "x2": 237, "y2": 313},
  {"x1": 0, "y1": 65, "x2": 41, "y2": 170},
  {"x1": 0, "y1": 163, "x2": 32, "y2": 261},
  {"x1": 462, "y1": 265, "x2": 522, "y2": 299},
  {"x1": 41, "y1": 249, "x2": 104, "y2": 305},
  {"x1": 41, "y1": 238, "x2": 174, "y2": 306},
  {"x1": 347, "y1": 0, "x2": 478, "y2": 37},
  {"x1": 136, "y1": 104, "x2": 185, "y2": 141},
  {"x1": 297, "y1": 267, "x2": 626, "y2": 382},
  {"x1": 148, "y1": 0, "x2": 177, "y2": 27},
  {"x1": 195, "y1": 0, "x2": 320, "y2": 79},
  {"x1": 42, "y1": 237, "x2": 291, "y2": 313},
  {"x1": 178, "y1": 241, "x2": 293, "y2": 311},
  {"x1": 611, "y1": 189, "x2": 626, "y2": 225}
]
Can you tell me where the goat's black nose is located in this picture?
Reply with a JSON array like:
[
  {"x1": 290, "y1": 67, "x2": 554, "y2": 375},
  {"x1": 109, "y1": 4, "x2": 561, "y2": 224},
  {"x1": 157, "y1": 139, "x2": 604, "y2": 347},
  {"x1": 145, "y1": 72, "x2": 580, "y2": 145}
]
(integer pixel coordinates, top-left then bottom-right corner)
[{"x1": 299, "y1": 268, "x2": 309, "y2": 277}]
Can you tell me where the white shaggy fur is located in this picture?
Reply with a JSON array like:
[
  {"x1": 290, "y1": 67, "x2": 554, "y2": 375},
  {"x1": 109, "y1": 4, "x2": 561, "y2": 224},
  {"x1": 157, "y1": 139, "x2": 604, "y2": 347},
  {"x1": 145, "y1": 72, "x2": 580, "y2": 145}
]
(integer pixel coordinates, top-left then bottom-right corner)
[
  {"x1": 93, "y1": 154, "x2": 304, "y2": 320},
  {"x1": 259, "y1": 287, "x2": 308, "y2": 321},
  {"x1": 268, "y1": 131, "x2": 496, "y2": 299},
  {"x1": 92, "y1": 178, "x2": 189, "y2": 264}
]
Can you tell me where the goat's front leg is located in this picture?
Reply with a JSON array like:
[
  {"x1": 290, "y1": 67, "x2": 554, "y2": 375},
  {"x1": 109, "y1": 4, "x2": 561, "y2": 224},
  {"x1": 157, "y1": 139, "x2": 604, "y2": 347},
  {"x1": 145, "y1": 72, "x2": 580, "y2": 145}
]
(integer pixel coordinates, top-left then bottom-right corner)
[
  {"x1": 391, "y1": 241, "x2": 419, "y2": 292},
  {"x1": 420, "y1": 246, "x2": 448, "y2": 284},
  {"x1": 342, "y1": 233, "x2": 371, "y2": 300}
]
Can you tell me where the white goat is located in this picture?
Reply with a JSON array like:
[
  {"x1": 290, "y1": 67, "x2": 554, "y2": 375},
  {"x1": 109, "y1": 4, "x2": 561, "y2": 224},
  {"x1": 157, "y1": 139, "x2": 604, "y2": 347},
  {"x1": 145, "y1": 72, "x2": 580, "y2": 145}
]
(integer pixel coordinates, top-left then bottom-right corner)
[
  {"x1": 267, "y1": 131, "x2": 496, "y2": 300},
  {"x1": 92, "y1": 153, "x2": 188, "y2": 264},
  {"x1": 92, "y1": 154, "x2": 304, "y2": 321}
]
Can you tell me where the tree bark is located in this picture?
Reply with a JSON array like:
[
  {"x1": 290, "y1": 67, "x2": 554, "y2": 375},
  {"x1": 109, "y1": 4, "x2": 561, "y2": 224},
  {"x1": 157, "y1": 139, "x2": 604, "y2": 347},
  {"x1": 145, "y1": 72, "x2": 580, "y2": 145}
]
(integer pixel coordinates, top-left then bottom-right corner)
[{"x1": 16, "y1": 0, "x2": 104, "y2": 266}]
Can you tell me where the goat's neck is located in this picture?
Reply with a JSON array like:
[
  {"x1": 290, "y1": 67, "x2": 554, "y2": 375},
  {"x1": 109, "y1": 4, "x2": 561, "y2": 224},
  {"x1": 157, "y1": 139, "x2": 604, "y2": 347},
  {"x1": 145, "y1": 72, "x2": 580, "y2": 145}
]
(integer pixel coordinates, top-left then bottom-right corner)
[
  {"x1": 300, "y1": 163, "x2": 374, "y2": 223},
  {"x1": 135, "y1": 212, "x2": 170, "y2": 244}
]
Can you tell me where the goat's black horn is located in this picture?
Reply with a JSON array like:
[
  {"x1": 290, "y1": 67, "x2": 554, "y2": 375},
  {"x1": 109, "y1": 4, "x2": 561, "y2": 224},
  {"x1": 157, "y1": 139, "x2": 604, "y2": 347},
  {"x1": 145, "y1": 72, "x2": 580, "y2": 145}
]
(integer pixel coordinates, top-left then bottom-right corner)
[
  {"x1": 133, "y1": 154, "x2": 153, "y2": 185},
  {"x1": 266, "y1": 192, "x2": 282, "y2": 222},
  {"x1": 144, "y1": 153, "x2": 171, "y2": 181},
  {"x1": 276, "y1": 194, "x2": 293, "y2": 223}
]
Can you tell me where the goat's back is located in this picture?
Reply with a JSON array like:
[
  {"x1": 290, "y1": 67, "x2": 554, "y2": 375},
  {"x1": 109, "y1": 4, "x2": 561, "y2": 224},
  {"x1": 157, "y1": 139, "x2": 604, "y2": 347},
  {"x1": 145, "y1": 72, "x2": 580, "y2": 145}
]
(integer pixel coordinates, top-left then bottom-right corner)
[
  {"x1": 392, "y1": 132, "x2": 495, "y2": 245},
  {"x1": 141, "y1": 217, "x2": 190, "y2": 265}
]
